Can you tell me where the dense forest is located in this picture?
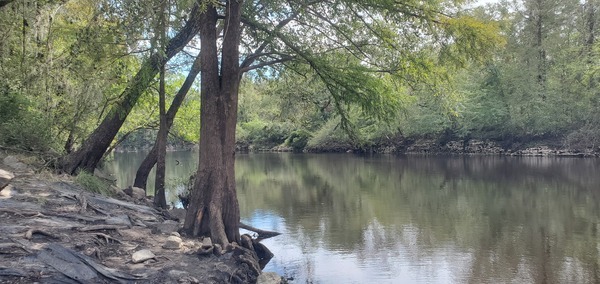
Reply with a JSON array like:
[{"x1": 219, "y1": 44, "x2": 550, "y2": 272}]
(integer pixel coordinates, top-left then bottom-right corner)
[{"x1": 1, "y1": 0, "x2": 597, "y2": 157}]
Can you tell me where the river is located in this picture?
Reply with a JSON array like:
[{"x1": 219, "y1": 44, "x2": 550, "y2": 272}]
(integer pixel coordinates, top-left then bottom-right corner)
[{"x1": 106, "y1": 152, "x2": 600, "y2": 283}]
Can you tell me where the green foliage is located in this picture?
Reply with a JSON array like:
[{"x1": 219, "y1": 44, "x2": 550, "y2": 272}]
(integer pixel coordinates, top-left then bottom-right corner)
[
  {"x1": 0, "y1": 89, "x2": 58, "y2": 151},
  {"x1": 237, "y1": 119, "x2": 291, "y2": 148},
  {"x1": 305, "y1": 118, "x2": 353, "y2": 151},
  {"x1": 74, "y1": 171, "x2": 113, "y2": 196},
  {"x1": 285, "y1": 130, "x2": 312, "y2": 152}
]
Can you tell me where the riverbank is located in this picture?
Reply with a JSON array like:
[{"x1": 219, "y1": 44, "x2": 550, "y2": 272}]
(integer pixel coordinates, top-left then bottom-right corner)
[
  {"x1": 0, "y1": 153, "x2": 281, "y2": 284},
  {"x1": 244, "y1": 136, "x2": 600, "y2": 157}
]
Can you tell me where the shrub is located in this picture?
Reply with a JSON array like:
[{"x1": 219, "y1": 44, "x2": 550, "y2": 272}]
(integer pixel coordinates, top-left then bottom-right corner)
[
  {"x1": 285, "y1": 129, "x2": 312, "y2": 151},
  {"x1": 0, "y1": 89, "x2": 59, "y2": 152},
  {"x1": 75, "y1": 171, "x2": 113, "y2": 196}
]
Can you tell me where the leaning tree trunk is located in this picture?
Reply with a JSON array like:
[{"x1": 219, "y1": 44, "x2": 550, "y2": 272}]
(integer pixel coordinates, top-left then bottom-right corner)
[
  {"x1": 183, "y1": 1, "x2": 242, "y2": 246},
  {"x1": 133, "y1": 52, "x2": 202, "y2": 190},
  {"x1": 58, "y1": 4, "x2": 203, "y2": 175}
]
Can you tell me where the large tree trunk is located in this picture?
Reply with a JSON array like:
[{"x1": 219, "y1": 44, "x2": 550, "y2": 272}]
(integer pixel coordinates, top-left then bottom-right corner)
[
  {"x1": 183, "y1": 0, "x2": 243, "y2": 246},
  {"x1": 133, "y1": 53, "x2": 202, "y2": 190},
  {"x1": 58, "y1": 4, "x2": 202, "y2": 175}
]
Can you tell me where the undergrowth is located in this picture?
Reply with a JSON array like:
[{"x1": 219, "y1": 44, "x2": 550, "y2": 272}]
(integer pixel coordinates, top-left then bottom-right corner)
[{"x1": 75, "y1": 171, "x2": 113, "y2": 196}]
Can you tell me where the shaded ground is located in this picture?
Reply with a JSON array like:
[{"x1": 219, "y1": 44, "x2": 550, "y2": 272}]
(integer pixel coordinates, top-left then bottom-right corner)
[{"x1": 0, "y1": 154, "x2": 275, "y2": 284}]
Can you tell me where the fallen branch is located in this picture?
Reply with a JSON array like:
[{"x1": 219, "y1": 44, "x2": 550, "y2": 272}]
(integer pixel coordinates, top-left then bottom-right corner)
[{"x1": 239, "y1": 222, "x2": 281, "y2": 240}]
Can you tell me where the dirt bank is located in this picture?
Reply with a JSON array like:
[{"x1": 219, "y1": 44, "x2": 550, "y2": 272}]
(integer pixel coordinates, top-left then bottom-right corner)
[{"x1": 0, "y1": 153, "x2": 280, "y2": 284}]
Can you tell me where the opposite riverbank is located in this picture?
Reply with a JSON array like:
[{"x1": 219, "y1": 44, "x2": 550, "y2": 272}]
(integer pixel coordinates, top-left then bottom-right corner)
[{"x1": 241, "y1": 136, "x2": 600, "y2": 157}]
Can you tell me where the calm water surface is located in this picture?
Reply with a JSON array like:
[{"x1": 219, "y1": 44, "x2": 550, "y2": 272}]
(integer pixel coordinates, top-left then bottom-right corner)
[{"x1": 106, "y1": 152, "x2": 600, "y2": 283}]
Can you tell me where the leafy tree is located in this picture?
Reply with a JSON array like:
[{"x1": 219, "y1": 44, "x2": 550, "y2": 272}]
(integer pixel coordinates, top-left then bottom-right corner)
[
  {"x1": 58, "y1": 1, "x2": 202, "y2": 174},
  {"x1": 180, "y1": 0, "x2": 500, "y2": 246},
  {"x1": 0, "y1": 0, "x2": 140, "y2": 152}
]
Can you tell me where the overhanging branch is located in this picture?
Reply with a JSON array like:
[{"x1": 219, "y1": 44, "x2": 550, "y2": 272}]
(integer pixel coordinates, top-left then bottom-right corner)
[{"x1": 240, "y1": 55, "x2": 295, "y2": 72}]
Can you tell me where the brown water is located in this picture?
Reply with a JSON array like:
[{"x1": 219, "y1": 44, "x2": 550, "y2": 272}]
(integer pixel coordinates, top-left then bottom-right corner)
[{"x1": 107, "y1": 152, "x2": 600, "y2": 283}]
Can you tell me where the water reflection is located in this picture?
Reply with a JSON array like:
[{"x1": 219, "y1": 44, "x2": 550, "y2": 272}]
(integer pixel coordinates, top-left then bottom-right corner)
[{"x1": 108, "y1": 153, "x2": 600, "y2": 283}]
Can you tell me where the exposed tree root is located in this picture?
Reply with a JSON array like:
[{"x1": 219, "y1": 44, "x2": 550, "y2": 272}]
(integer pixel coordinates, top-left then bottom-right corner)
[
  {"x1": 0, "y1": 242, "x2": 30, "y2": 254},
  {"x1": 93, "y1": 233, "x2": 122, "y2": 244},
  {"x1": 78, "y1": 192, "x2": 88, "y2": 214},
  {"x1": 0, "y1": 208, "x2": 44, "y2": 218},
  {"x1": 24, "y1": 228, "x2": 61, "y2": 240},
  {"x1": 78, "y1": 225, "x2": 127, "y2": 232},
  {"x1": 75, "y1": 193, "x2": 111, "y2": 216}
]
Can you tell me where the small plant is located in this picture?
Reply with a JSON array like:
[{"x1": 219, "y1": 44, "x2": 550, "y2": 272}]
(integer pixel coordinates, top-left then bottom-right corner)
[{"x1": 75, "y1": 171, "x2": 113, "y2": 196}]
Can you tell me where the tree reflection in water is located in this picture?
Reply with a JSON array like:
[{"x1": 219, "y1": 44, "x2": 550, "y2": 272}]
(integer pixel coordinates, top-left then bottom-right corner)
[
  {"x1": 108, "y1": 152, "x2": 600, "y2": 283},
  {"x1": 236, "y1": 154, "x2": 600, "y2": 283}
]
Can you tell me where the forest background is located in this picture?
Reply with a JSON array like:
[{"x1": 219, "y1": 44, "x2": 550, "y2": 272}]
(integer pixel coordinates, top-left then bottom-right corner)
[{"x1": 0, "y1": 0, "x2": 598, "y2": 156}]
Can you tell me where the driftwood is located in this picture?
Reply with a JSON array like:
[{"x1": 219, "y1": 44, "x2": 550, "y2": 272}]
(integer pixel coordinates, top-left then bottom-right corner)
[{"x1": 239, "y1": 222, "x2": 281, "y2": 240}]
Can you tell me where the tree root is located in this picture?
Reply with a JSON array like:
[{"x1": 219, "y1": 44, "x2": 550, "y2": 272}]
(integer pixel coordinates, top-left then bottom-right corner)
[
  {"x1": 78, "y1": 225, "x2": 127, "y2": 232},
  {"x1": 24, "y1": 228, "x2": 61, "y2": 240},
  {"x1": 75, "y1": 193, "x2": 110, "y2": 216},
  {"x1": 77, "y1": 193, "x2": 88, "y2": 214},
  {"x1": 0, "y1": 242, "x2": 30, "y2": 254},
  {"x1": 0, "y1": 208, "x2": 44, "y2": 218},
  {"x1": 92, "y1": 233, "x2": 122, "y2": 244}
]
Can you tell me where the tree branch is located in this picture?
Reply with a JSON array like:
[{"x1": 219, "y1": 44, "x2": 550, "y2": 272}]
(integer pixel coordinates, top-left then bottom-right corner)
[
  {"x1": 240, "y1": 55, "x2": 295, "y2": 72},
  {"x1": 240, "y1": 0, "x2": 323, "y2": 71}
]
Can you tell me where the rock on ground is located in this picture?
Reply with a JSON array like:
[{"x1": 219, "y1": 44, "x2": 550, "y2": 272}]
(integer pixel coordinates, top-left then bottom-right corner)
[
  {"x1": 0, "y1": 169, "x2": 15, "y2": 190},
  {"x1": 132, "y1": 249, "x2": 156, "y2": 263},
  {"x1": 258, "y1": 272, "x2": 284, "y2": 284},
  {"x1": 124, "y1": 186, "x2": 146, "y2": 199},
  {"x1": 162, "y1": 235, "x2": 182, "y2": 250},
  {"x1": 2, "y1": 156, "x2": 28, "y2": 171}
]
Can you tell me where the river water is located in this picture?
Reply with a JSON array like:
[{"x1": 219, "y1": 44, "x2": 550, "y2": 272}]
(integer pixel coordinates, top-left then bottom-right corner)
[{"x1": 106, "y1": 152, "x2": 600, "y2": 283}]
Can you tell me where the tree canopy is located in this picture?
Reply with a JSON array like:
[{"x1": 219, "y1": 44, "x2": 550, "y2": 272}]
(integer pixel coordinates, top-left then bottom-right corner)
[{"x1": 2, "y1": 0, "x2": 598, "y2": 246}]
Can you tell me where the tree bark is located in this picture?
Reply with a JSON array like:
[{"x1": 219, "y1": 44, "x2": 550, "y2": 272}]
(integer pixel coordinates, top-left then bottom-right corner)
[
  {"x1": 183, "y1": 0, "x2": 243, "y2": 246},
  {"x1": 154, "y1": 0, "x2": 167, "y2": 209},
  {"x1": 58, "y1": 4, "x2": 202, "y2": 175},
  {"x1": 133, "y1": 52, "x2": 202, "y2": 190}
]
